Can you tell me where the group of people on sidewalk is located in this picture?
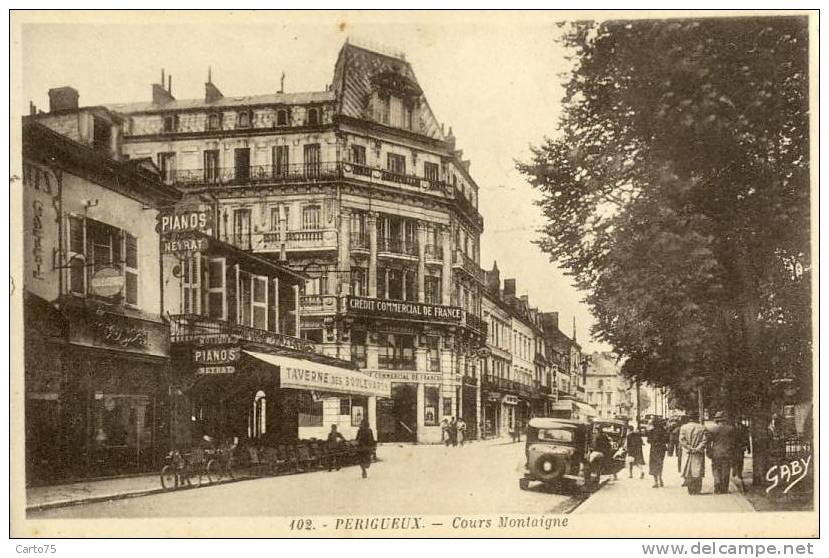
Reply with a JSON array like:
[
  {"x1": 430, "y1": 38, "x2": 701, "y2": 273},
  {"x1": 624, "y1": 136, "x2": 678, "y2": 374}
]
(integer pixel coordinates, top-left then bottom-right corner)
[
  {"x1": 440, "y1": 416, "x2": 468, "y2": 447},
  {"x1": 591, "y1": 411, "x2": 750, "y2": 496},
  {"x1": 325, "y1": 420, "x2": 376, "y2": 479}
]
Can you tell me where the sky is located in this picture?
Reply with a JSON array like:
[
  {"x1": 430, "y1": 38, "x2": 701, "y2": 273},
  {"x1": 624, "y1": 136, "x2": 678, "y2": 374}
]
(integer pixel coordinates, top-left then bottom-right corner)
[{"x1": 17, "y1": 11, "x2": 611, "y2": 352}]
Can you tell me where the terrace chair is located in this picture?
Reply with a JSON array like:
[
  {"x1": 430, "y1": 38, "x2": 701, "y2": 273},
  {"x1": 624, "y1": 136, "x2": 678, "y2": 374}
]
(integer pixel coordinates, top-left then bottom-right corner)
[
  {"x1": 284, "y1": 444, "x2": 301, "y2": 473},
  {"x1": 296, "y1": 442, "x2": 316, "y2": 471},
  {"x1": 309, "y1": 441, "x2": 326, "y2": 469},
  {"x1": 262, "y1": 446, "x2": 284, "y2": 476}
]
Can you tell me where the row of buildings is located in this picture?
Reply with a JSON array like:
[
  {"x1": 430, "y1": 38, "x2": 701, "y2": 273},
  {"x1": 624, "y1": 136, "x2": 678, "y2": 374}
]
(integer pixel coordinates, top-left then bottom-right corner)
[{"x1": 21, "y1": 40, "x2": 590, "y2": 484}]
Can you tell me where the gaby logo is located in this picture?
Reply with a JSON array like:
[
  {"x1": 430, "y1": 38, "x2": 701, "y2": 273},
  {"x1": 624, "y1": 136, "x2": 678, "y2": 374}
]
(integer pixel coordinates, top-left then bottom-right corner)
[{"x1": 765, "y1": 455, "x2": 811, "y2": 494}]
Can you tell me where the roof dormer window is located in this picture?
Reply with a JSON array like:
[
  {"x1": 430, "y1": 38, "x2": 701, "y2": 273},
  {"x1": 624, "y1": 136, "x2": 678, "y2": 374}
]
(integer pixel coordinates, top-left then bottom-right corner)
[
  {"x1": 276, "y1": 108, "x2": 289, "y2": 127},
  {"x1": 207, "y1": 113, "x2": 222, "y2": 131},
  {"x1": 306, "y1": 107, "x2": 319, "y2": 127},
  {"x1": 237, "y1": 110, "x2": 252, "y2": 128},
  {"x1": 163, "y1": 114, "x2": 179, "y2": 133}
]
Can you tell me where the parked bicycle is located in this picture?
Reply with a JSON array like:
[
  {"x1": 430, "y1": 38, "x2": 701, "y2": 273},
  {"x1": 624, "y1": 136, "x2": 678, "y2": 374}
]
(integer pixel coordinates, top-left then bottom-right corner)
[{"x1": 160, "y1": 437, "x2": 237, "y2": 490}]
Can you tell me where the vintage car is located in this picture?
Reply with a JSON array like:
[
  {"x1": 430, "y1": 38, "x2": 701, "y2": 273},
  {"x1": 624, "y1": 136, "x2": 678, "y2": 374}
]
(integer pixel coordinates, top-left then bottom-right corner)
[
  {"x1": 519, "y1": 418, "x2": 590, "y2": 492},
  {"x1": 592, "y1": 418, "x2": 629, "y2": 453},
  {"x1": 586, "y1": 418, "x2": 629, "y2": 482}
]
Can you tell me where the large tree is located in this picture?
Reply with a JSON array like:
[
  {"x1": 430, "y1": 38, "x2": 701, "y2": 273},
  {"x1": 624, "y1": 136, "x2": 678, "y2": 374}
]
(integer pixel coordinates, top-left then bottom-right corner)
[{"x1": 518, "y1": 17, "x2": 811, "y2": 478}]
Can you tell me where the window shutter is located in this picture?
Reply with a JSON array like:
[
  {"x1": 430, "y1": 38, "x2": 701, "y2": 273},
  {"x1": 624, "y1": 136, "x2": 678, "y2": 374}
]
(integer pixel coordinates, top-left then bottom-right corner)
[
  {"x1": 124, "y1": 232, "x2": 138, "y2": 306},
  {"x1": 67, "y1": 215, "x2": 86, "y2": 295}
]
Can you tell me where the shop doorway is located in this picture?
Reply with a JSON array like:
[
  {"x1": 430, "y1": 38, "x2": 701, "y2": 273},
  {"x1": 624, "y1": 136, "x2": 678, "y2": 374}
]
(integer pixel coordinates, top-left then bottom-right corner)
[{"x1": 377, "y1": 383, "x2": 417, "y2": 442}]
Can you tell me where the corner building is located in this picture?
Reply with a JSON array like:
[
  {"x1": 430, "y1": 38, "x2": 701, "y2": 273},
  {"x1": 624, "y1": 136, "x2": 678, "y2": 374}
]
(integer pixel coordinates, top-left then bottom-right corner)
[{"x1": 111, "y1": 41, "x2": 487, "y2": 444}]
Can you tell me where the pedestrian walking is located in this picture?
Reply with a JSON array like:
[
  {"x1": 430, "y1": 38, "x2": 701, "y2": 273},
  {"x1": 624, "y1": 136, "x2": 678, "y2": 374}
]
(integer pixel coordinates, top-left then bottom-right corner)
[
  {"x1": 449, "y1": 417, "x2": 458, "y2": 447},
  {"x1": 731, "y1": 420, "x2": 750, "y2": 493},
  {"x1": 647, "y1": 419, "x2": 668, "y2": 487},
  {"x1": 326, "y1": 424, "x2": 345, "y2": 471},
  {"x1": 624, "y1": 428, "x2": 645, "y2": 479},
  {"x1": 706, "y1": 411, "x2": 737, "y2": 494},
  {"x1": 679, "y1": 411, "x2": 708, "y2": 495},
  {"x1": 457, "y1": 418, "x2": 467, "y2": 446},
  {"x1": 670, "y1": 419, "x2": 683, "y2": 473},
  {"x1": 441, "y1": 417, "x2": 451, "y2": 447},
  {"x1": 356, "y1": 418, "x2": 376, "y2": 479}
]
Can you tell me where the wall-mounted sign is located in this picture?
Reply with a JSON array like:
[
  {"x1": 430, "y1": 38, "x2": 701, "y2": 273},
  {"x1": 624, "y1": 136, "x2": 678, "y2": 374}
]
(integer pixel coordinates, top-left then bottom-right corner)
[
  {"x1": 161, "y1": 234, "x2": 209, "y2": 254},
  {"x1": 197, "y1": 365, "x2": 235, "y2": 375},
  {"x1": 365, "y1": 370, "x2": 442, "y2": 384},
  {"x1": 157, "y1": 210, "x2": 212, "y2": 234},
  {"x1": 344, "y1": 296, "x2": 463, "y2": 323},
  {"x1": 89, "y1": 266, "x2": 125, "y2": 298},
  {"x1": 193, "y1": 345, "x2": 241, "y2": 366}
]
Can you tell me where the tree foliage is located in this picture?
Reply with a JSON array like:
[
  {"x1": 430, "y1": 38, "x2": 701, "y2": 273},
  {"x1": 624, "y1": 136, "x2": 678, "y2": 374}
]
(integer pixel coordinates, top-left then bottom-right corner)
[{"x1": 518, "y1": 17, "x2": 811, "y2": 414}]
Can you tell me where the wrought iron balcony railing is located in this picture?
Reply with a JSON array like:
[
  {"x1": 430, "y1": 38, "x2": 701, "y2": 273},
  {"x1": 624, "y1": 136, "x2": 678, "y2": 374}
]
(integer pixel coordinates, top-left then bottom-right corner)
[
  {"x1": 378, "y1": 237, "x2": 418, "y2": 256},
  {"x1": 224, "y1": 229, "x2": 337, "y2": 252},
  {"x1": 452, "y1": 249, "x2": 485, "y2": 284},
  {"x1": 163, "y1": 162, "x2": 341, "y2": 188},
  {"x1": 169, "y1": 314, "x2": 316, "y2": 353}
]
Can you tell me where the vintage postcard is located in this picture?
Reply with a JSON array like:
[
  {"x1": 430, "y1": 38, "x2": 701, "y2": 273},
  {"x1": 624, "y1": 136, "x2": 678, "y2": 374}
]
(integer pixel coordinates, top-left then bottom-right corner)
[{"x1": 9, "y1": 9, "x2": 818, "y2": 539}]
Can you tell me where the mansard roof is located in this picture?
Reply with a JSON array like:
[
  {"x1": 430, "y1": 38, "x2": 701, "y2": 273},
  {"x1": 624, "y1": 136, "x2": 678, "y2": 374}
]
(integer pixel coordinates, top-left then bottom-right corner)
[
  {"x1": 107, "y1": 90, "x2": 335, "y2": 115},
  {"x1": 332, "y1": 42, "x2": 445, "y2": 141}
]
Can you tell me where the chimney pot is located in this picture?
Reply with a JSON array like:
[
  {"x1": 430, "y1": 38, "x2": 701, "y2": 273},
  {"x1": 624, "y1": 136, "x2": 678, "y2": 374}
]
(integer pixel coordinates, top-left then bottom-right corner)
[
  {"x1": 48, "y1": 86, "x2": 79, "y2": 112},
  {"x1": 503, "y1": 278, "x2": 516, "y2": 297}
]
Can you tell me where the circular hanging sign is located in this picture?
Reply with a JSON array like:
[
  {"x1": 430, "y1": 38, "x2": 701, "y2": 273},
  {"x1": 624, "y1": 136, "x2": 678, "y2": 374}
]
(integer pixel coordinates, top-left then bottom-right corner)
[{"x1": 90, "y1": 266, "x2": 125, "y2": 298}]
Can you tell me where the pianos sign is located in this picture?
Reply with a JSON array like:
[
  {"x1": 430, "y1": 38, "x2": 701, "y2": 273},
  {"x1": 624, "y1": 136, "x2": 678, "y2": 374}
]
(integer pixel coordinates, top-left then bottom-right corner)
[{"x1": 157, "y1": 209, "x2": 212, "y2": 234}]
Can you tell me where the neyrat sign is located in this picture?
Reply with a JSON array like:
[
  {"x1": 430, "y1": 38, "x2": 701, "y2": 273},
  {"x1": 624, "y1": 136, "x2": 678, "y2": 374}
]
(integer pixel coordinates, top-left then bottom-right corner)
[{"x1": 343, "y1": 296, "x2": 463, "y2": 323}]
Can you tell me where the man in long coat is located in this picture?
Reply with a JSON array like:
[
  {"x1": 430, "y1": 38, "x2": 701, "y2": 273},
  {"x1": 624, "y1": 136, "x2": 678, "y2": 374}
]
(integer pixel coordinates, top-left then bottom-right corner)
[
  {"x1": 706, "y1": 412, "x2": 737, "y2": 494},
  {"x1": 679, "y1": 412, "x2": 708, "y2": 495}
]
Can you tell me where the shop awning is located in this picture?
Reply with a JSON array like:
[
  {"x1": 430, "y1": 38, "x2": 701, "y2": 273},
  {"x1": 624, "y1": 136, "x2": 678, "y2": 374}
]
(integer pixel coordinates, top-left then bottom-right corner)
[
  {"x1": 243, "y1": 350, "x2": 391, "y2": 398},
  {"x1": 552, "y1": 399, "x2": 598, "y2": 417}
]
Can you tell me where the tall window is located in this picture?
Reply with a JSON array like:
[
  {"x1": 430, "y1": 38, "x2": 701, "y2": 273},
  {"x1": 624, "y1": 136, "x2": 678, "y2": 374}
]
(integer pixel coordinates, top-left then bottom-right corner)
[
  {"x1": 302, "y1": 205, "x2": 321, "y2": 230},
  {"x1": 377, "y1": 333, "x2": 415, "y2": 370},
  {"x1": 157, "y1": 152, "x2": 176, "y2": 183},
  {"x1": 351, "y1": 329, "x2": 367, "y2": 369},
  {"x1": 424, "y1": 162, "x2": 439, "y2": 182},
  {"x1": 350, "y1": 212, "x2": 367, "y2": 248},
  {"x1": 387, "y1": 153, "x2": 406, "y2": 175},
  {"x1": 276, "y1": 109, "x2": 289, "y2": 127},
  {"x1": 181, "y1": 254, "x2": 201, "y2": 314},
  {"x1": 427, "y1": 336, "x2": 441, "y2": 371},
  {"x1": 273, "y1": 145, "x2": 289, "y2": 177},
  {"x1": 206, "y1": 258, "x2": 226, "y2": 320},
  {"x1": 304, "y1": 143, "x2": 321, "y2": 177},
  {"x1": 162, "y1": 114, "x2": 179, "y2": 133},
  {"x1": 233, "y1": 208, "x2": 252, "y2": 249},
  {"x1": 306, "y1": 107, "x2": 320, "y2": 126},
  {"x1": 234, "y1": 148, "x2": 250, "y2": 181},
  {"x1": 377, "y1": 94, "x2": 390, "y2": 124},
  {"x1": 252, "y1": 391, "x2": 267, "y2": 438},
  {"x1": 425, "y1": 274, "x2": 441, "y2": 304},
  {"x1": 204, "y1": 150, "x2": 219, "y2": 183},
  {"x1": 350, "y1": 266, "x2": 367, "y2": 296},
  {"x1": 351, "y1": 144, "x2": 366, "y2": 165},
  {"x1": 239, "y1": 273, "x2": 268, "y2": 329}
]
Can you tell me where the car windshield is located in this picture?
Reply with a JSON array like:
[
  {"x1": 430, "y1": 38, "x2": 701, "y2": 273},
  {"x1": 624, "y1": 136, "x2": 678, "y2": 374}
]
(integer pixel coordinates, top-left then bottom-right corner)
[{"x1": 537, "y1": 429, "x2": 574, "y2": 442}]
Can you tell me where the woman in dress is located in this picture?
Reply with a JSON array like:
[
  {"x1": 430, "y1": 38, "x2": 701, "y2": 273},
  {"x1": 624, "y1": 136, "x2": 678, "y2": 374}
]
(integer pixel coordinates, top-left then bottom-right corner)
[
  {"x1": 356, "y1": 418, "x2": 376, "y2": 479},
  {"x1": 625, "y1": 428, "x2": 646, "y2": 479},
  {"x1": 647, "y1": 419, "x2": 669, "y2": 487}
]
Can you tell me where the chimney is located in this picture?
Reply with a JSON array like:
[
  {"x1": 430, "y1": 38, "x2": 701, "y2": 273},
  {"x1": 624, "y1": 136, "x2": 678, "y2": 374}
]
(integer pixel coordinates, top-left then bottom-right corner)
[
  {"x1": 48, "y1": 86, "x2": 79, "y2": 112},
  {"x1": 541, "y1": 311, "x2": 559, "y2": 332},
  {"x1": 503, "y1": 278, "x2": 516, "y2": 297},
  {"x1": 520, "y1": 294, "x2": 529, "y2": 306},
  {"x1": 152, "y1": 68, "x2": 175, "y2": 105},
  {"x1": 572, "y1": 316, "x2": 577, "y2": 342},
  {"x1": 205, "y1": 68, "x2": 224, "y2": 103}
]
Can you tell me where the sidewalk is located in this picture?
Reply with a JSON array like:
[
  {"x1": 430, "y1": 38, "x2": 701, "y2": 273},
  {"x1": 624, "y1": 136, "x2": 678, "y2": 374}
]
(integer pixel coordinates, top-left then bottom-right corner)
[{"x1": 574, "y1": 453, "x2": 755, "y2": 514}]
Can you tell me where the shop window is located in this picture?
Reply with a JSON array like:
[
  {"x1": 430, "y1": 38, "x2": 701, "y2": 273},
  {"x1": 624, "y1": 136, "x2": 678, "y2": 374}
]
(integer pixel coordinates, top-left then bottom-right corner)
[
  {"x1": 350, "y1": 398, "x2": 366, "y2": 426},
  {"x1": 426, "y1": 336, "x2": 441, "y2": 372},
  {"x1": 339, "y1": 397, "x2": 351, "y2": 416},
  {"x1": 302, "y1": 204, "x2": 321, "y2": 230},
  {"x1": 297, "y1": 393, "x2": 323, "y2": 427},
  {"x1": 424, "y1": 386, "x2": 439, "y2": 426},
  {"x1": 272, "y1": 145, "x2": 289, "y2": 177},
  {"x1": 351, "y1": 329, "x2": 367, "y2": 369},
  {"x1": 377, "y1": 333, "x2": 415, "y2": 370},
  {"x1": 387, "y1": 153, "x2": 406, "y2": 175},
  {"x1": 443, "y1": 398, "x2": 453, "y2": 418},
  {"x1": 351, "y1": 144, "x2": 366, "y2": 165},
  {"x1": 276, "y1": 109, "x2": 289, "y2": 127}
]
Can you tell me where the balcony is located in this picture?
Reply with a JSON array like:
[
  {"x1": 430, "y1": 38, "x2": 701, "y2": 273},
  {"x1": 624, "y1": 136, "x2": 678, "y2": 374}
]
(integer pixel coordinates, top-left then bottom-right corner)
[
  {"x1": 169, "y1": 314, "x2": 316, "y2": 353},
  {"x1": 451, "y1": 187, "x2": 484, "y2": 229},
  {"x1": 164, "y1": 162, "x2": 341, "y2": 190},
  {"x1": 226, "y1": 229, "x2": 337, "y2": 253},
  {"x1": 424, "y1": 243, "x2": 443, "y2": 262},
  {"x1": 452, "y1": 249, "x2": 485, "y2": 284},
  {"x1": 463, "y1": 311, "x2": 488, "y2": 336},
  {"x1": 342, "y1": 162, "x2": 448, "y2": 195},
  {"x1": 299, "y1": 294, "x2": 338, "y2": 315},
  {"x1": 378, "y1": 237, "x2": 418, "y2": 258},
  {"x1": 350, "y1": 234, "x2": 370, "y2": 252}
]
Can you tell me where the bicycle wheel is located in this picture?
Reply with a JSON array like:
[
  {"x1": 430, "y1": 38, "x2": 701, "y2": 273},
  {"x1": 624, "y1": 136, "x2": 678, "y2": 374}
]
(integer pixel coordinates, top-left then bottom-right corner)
[
  {"x1": 160, "y1": 465, "x2": 178, "y2": 490},
  {"x1": 205, "y1": 459, "x2": 220, "y2": 484}
]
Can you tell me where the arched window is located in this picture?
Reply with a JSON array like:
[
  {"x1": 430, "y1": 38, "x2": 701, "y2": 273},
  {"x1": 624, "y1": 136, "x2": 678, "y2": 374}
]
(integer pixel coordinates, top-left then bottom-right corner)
[
  {"x1": 251, "y1": 390, "x2": 267, "y2": 438},
  {"x1": 307, "y1": 107, "x2": 319, "y2": 126}
]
